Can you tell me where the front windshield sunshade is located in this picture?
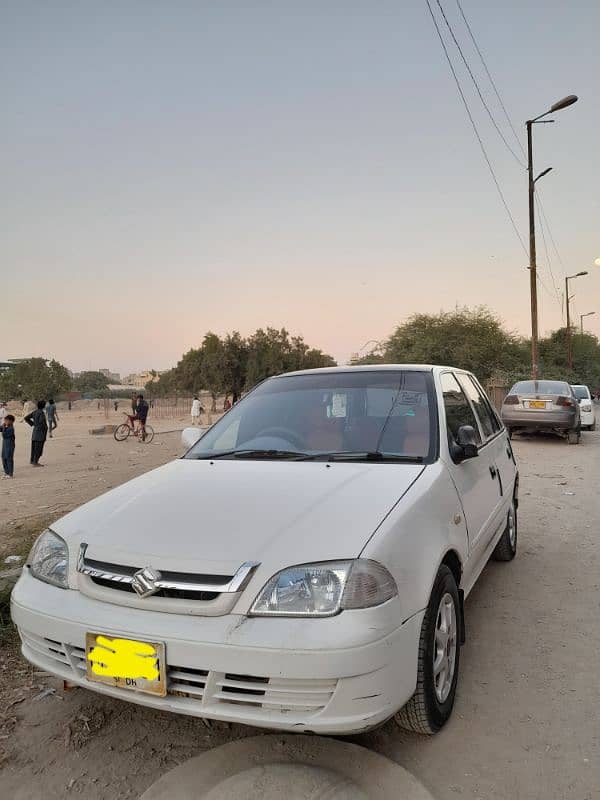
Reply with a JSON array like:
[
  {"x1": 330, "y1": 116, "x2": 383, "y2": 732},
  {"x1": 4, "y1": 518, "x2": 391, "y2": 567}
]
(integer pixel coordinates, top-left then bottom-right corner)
[{"x1": 185, "y1": 370, "x2": 437, "y2": 463}]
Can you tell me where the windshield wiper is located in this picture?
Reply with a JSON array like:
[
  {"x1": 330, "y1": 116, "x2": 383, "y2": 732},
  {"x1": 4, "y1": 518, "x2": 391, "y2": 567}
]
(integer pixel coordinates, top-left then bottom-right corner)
[
  {"x1": 192, "y1": 449, "x2": 309, "y2": 460},
  {"x1": 299, "y1": 451, "x2": 424, "y2": 463}
]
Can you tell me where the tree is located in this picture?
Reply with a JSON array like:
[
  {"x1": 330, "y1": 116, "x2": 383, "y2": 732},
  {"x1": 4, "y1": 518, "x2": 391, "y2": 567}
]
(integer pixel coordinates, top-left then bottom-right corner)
[
  {"x1": 221, "y1": 332, "x2": 248, "y2": 403},
  {"x1": 200, "y1": 333, "x2": 225, "y2": 411},
  {"x1": 0, "y1": 358, "x2": 72, "y2": 401},
  {"x1": 245, "y1": 328, "x2": 336, "y2": 388},
  {"x1": 73, "y1": 371, "x2": 110, "y2": 394},
  {"x1": 538, "y1": 328, "x2": 600, "y2": 389},
  {"x1": 384, "y1": 307, "x2": 528, "y2": 383}
]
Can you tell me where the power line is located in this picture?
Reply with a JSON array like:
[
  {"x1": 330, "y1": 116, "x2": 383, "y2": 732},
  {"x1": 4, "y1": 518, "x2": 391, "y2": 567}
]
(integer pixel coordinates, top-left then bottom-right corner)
[
  {"x1": 424, "y1": 0, "x2": 528, "y2": 256},
  {"x1": 535, "y1": 198, "x2": 562, "y2": 312},
  {"x1": 536, "y1": 191, "x2": 567, "y2": 273},
  {"x1": 434, "y1": 0, "x2": 525, "y2": 167},
  {"x1": 451, "y1": 0, "x2": 572, "y2": 313},
  {"x1": 454, "y1": 0, "x2": 526, "y2": 160}
]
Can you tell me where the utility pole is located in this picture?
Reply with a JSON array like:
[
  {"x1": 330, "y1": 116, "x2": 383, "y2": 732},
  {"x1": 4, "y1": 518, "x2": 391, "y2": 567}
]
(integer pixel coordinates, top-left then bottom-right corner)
[
  {"x1": 565, "y1": 271, "x2": 588, "y2": 369},
  {"x1": 565, "y1": 276, "x2": 572, "y2": 370},
  {"x1": 580, "y1": 311, "x2": 595, "y2": 333},
  {"x1": 527, "y1": 121, "x2": 539, "y2": 379},
  {"x1": 525, "y1": 95, "x2": 578, "y2": 380}
]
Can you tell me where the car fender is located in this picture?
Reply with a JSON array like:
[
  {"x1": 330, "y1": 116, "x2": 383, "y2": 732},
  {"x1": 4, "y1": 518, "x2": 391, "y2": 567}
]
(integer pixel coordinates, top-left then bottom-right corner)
[{"x1": 360, "y1": 461, "x2": 468, "y2": 624}]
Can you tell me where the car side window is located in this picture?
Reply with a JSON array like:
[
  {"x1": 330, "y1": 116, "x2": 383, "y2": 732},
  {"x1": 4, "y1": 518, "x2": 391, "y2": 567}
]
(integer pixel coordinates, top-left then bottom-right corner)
[
  {"x1": 440, "y1": 373, "x2": 481, "y2": 445},
  {"x1": 459, "y1": 375, "x2": 499, "y2": 439}
]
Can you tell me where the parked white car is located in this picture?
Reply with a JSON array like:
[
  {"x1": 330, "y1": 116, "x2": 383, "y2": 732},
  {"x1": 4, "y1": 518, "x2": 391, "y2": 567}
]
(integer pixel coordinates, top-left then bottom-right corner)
[
  {"x1": 571, "y1": 384, "x2": 596, "y2": 431},
  {"x1": 12, "y1": 366, "x2": 518, "y2": 735}
]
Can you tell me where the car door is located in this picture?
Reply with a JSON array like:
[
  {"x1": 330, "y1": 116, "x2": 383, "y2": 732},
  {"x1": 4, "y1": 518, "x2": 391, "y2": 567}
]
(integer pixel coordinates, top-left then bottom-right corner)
[
  {"x1": 456, "y1": 373, "x2": 516, "y2": 551},
  {"x1": 439, "y1": 372, "x2": 502, "y2": 562}
]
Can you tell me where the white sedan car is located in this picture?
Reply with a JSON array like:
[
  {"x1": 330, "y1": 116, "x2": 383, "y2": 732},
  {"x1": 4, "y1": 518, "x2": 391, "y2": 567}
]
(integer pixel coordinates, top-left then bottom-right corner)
[
  {"x1": 571, "y1": 384, "x2": 596, "y2": 431},
  {"x1": 12, "y1": 366, "x2": 518, "y2": 735}
]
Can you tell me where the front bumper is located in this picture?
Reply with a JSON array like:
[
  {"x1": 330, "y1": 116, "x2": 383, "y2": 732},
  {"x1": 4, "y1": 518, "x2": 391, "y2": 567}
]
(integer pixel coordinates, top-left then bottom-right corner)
[{"x1": 11, "y1": 570, "x2": 423, "y2": 735}]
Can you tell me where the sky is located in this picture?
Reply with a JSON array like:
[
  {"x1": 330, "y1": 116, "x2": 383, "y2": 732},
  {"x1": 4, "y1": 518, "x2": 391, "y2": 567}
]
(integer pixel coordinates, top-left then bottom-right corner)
[{"x1": 2, "y1": 0, "x2": 599, "y2": 375}]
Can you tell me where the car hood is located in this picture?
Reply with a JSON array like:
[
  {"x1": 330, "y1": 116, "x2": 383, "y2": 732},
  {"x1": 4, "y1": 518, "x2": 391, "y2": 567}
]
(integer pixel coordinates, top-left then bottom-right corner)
[{"x1": 53, "y1": 458, "x2": 425, "y2": 576}]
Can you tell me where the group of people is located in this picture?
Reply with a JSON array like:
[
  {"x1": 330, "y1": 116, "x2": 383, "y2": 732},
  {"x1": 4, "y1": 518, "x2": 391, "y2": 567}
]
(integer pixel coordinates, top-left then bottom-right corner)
[{"x1": 0, "y1": 398, "x2": 59, "y2": 477}]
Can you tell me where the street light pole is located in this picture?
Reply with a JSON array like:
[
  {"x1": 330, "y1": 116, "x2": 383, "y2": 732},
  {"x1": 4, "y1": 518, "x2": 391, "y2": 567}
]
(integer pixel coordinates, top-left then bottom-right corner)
[
  {"x1": 527, "y1": 121, "x2": 539, "y2": 380},
  {"x1": 565, "y1": 271, "x2": 588, "y2": 369},
  {"x1": 525, "y1": 94, "x2": 578, "y2": 380},
  {"x1": 580, "y1": 311, "x2": 595, "y2": 333}
]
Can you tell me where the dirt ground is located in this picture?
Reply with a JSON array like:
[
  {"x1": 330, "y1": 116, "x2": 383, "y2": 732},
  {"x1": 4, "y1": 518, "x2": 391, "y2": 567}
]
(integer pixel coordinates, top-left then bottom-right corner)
[{"x1": 1, "y1": 421, "x2": 599, "y2": 799}]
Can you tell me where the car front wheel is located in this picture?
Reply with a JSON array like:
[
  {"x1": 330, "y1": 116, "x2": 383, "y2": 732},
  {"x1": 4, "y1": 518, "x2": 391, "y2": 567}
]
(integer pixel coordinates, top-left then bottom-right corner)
[{"x1": 396, "y1": 565, "x2": 460, "y2": 735}]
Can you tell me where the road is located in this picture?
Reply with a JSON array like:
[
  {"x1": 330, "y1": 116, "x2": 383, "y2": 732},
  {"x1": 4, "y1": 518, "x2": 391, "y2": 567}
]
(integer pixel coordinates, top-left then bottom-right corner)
[{"x1": 1, "y1": 430, "x2": 599, "y2": 799}]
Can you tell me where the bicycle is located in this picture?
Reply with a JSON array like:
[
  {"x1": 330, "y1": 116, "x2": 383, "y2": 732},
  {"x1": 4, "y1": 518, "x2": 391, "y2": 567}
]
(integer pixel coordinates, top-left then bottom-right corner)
[{"x1": 114, "y1": 413, "x2": 155, "y2": 444}]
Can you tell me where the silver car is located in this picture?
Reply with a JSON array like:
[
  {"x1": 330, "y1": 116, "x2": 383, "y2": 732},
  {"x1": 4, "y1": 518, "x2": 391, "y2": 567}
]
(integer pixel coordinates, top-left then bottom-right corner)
[{"x1": 501, "y1": 379, "x2": 581, "y2": 444}]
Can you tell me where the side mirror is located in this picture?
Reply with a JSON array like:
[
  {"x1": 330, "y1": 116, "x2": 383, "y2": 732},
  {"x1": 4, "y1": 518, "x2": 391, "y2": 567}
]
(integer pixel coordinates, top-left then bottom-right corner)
[
  {"x1": 454, "y1": 425, "x2": 479, "y2": 463},
  {"x1": 181, "y1": 427, "x2": 203, "y2": 450}
]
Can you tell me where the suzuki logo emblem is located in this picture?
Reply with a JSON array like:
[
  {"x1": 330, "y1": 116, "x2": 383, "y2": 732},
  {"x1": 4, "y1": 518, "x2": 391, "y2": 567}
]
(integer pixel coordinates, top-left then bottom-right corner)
[{"x1": 131, "y1": 566, "x2": 162, "y2": 598}]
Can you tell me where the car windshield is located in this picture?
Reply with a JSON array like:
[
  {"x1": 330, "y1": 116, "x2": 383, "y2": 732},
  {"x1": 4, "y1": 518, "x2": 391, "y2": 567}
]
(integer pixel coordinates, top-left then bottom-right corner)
[
  {"x1": 510, "y1": 380, "x2": 570, "y2": 396},
  {"x1": 185, "y1": 370, "x2": 436, "y2": 462},
  {"x1": 571, "y1": 386, "x2": 590, "y2": 400}
]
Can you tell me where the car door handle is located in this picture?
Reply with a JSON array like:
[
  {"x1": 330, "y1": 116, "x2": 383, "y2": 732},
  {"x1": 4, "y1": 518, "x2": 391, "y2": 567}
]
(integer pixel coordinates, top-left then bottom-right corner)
[{"x1": 489, "y1": 465, "x2": 497, "y2": 479}]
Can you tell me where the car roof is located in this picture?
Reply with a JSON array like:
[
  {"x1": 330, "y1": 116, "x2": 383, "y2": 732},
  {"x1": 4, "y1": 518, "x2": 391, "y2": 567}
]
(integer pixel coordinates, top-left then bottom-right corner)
[
  {"x1": 276, "y1": 364, "x2": 473, "y2": 378},
  {"x1": 571, "y1": 384, "x2": 589, "y2": 389}
]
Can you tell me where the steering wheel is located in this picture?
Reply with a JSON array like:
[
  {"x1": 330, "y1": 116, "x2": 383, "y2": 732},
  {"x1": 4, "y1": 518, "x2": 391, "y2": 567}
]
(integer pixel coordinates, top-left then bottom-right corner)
[{"x1": 257, "y1": 427, "x2": 306, "y2": 450}]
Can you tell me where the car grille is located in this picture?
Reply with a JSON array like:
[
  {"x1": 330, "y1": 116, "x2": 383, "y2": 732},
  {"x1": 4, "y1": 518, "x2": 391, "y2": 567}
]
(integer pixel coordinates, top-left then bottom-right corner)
[
  {"x1": 19, "y1": 630, "x2": 337, "y2": 717},
  {"x1": 76, "y1": 544, "x2": 259, "y2": 615}
]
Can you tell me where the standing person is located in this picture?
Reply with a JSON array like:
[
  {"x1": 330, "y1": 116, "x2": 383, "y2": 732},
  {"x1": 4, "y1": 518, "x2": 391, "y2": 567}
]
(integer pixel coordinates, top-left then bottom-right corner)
[
  {"x1": 24, "y1": 400, "x2": 48, "y2": 466},
  {"x1": 131, "y1": 393, "x2": 137, "y2": 414},
  {"x1": 46, "y1": 398, "x2": 59, "y2": 438},
  {"x1": 1, "y1": 414, "x2": 16, "y2": 478},
  {"x1": 114, "y1": 400, "x2": 119, "y2": 411},
  {"x1": 0, "y1": 402, "x2": 7, "y2": 424},
  {"x1": 191, "y1": 396, "x2": 203, "y2": 425},
  {"x1": 223, "y1": 397, "x2": 232, "y2": 412},
  {"x1": 133, "y1": 394, "x2": 149, "y2": 440}
]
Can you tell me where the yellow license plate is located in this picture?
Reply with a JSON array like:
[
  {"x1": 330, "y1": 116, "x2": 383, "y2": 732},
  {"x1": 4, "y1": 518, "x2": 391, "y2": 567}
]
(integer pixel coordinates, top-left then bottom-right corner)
[
  {"x1": 85, "y1": 633, "x2": 166, "y2": 697},
  {"x1": 529, "y1": 400, "x2": 546, "y2": 409}
]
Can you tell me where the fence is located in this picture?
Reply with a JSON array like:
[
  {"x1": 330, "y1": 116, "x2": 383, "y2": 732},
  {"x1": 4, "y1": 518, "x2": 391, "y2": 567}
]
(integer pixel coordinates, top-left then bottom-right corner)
[
  {"x1": 102, "y1": 393, "x2": 216, "y2": 420},
  {"x1": 486, "y1": 381, "x2": 509, "y2": 413}
]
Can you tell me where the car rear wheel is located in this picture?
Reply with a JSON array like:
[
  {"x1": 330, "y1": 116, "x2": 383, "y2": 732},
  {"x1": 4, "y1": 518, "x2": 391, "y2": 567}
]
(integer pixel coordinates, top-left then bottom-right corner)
[
  {"x1": 589, "y1": 422, "x2": 596, "y2": 432},
  {"x1": 492, "y1": 501, "x2": 517, "y2": 562},
  {"x1": 395, "y1": 565, "x2": 460, "y2": 735},
  {"x1": 567, "y1": 429, "x2": 580, "y2": 445}
]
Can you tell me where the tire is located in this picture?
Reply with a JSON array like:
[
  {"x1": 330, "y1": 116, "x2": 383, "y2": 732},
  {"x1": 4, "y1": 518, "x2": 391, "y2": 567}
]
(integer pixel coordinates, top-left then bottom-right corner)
[
  {"x1": 396, "y1": 565, "x2": 460, "y2": 735},
  {"x1": 492, "y1": 500, "x2": 517, "y2": 562},
  {"x1": 567, "y1": 430, "x2": 580, "y2": 445},
  {"x1": 589, "y1": 422, "x2": 596, "y2": 432},
  {"x1": 141, "y1": 425, "x2": 154, "y2": 443},
  {"x1": 114, "y1": 424, "x2": 131, "y2": 442}
]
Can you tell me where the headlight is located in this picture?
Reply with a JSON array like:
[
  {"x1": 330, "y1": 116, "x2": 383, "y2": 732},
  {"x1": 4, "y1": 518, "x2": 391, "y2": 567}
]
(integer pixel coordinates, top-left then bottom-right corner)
[
  {"x1": 249, "y1": 559, "x2": 397, "y2": 617},
  {"x1": 29, "y1": 529, "x2": 69, "y2": 589},
  {"x1": 582, "y1": 404, "x2": 592, "y2": 412}
]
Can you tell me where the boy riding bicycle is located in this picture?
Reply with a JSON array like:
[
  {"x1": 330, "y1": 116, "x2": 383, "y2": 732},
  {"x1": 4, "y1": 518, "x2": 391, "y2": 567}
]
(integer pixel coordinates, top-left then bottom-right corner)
[{"x1": 130, "y1": 394, "x2": 149, "y2": 440}]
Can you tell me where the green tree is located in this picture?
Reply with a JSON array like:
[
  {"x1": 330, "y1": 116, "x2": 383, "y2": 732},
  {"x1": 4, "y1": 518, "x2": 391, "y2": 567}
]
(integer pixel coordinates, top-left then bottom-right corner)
[
  {"x1": 200, "y1": 333, "x2": 225, "y2": 411},
  {"x1": 73, "y1": 371, "x2": 110, "y2": 394},
  {"x1": 221, "y1": 332, "x2": 248, "y2": 403},
  {"x1": 0, "y1": 358, "x2": 71, "y2": 400},
  {"x1": 245, "y1": 328, "x2": 336, "y2": 388},
  {"x1": 0, "y1": 358, "x2": 72, "y2": 401},
  {"x1": 384, "y1": 307, "x2": 528, "y2": 383},
  {"x1": 538, "y1": 328, "x2": 600, "y2": 389}
]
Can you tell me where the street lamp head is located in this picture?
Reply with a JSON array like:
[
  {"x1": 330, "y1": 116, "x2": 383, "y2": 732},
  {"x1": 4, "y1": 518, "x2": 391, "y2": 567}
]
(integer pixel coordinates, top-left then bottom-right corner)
[
  {"x1": 577, "y1": 271, "x2": 588, "y2": 277},
  {"x1": 550, "y1": 94, "x2": 578, "y2": 112}
]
